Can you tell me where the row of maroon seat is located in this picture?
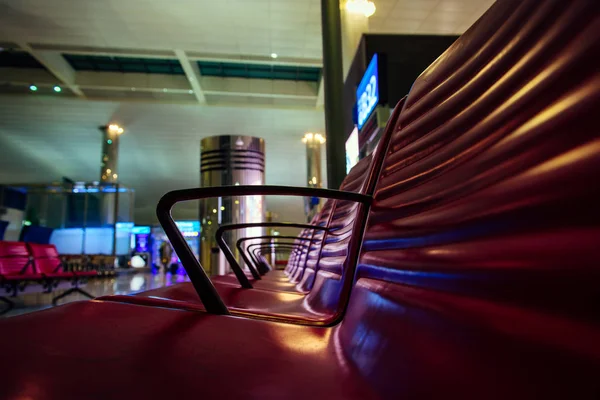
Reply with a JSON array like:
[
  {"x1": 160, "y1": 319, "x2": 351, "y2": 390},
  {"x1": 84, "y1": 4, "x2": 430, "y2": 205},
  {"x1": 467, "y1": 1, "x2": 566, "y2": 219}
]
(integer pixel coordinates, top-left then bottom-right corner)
[
  {"x1": 104, "y1": 97, "x2": 405, "y2": 322},
  {"x1": 1, "y1": 0, "x2": 598, "y2": 398},
  {"x1": 0, "y1": 241, "x2": 95, "y2": 314}
]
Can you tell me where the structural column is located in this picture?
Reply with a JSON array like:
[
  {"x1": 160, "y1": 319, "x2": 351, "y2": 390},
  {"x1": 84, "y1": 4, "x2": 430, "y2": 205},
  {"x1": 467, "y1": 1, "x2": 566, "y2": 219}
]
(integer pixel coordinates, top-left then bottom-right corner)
[
  {"x1": 200, "y1": 136, "x2": 266, "y2": 276},
  {"x1": 99, "y1": 124, "x2": 124, "y2": 254},
  {"x1": 303, "y1": 133, "x2": 326, "y2": 220},
  {"x1": 99, "y1": 124, "x2": 123, "y2": 183},
  {"x1": 321, "y1": 0, "x2": 346, "y2": 190}
]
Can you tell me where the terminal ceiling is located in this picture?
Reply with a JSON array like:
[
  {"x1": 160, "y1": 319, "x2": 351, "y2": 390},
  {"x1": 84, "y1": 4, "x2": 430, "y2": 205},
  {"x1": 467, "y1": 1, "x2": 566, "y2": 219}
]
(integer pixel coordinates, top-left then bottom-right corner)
[{"x1": 0, "y1": 0, "x2": 494, "y2": 224}]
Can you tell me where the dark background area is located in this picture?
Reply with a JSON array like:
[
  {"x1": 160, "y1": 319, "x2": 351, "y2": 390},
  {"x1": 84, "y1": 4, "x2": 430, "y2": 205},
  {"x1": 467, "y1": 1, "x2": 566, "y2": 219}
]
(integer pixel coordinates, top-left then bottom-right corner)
[{"x1": 344, "y1": 34, "x2": 459, "y2": 139}]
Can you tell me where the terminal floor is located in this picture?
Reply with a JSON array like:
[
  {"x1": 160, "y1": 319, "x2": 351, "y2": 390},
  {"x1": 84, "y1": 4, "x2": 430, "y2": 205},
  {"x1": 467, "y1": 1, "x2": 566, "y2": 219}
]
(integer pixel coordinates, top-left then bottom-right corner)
[{"x1": 1, "y1": 272, "x2": 190, "y2": 318}]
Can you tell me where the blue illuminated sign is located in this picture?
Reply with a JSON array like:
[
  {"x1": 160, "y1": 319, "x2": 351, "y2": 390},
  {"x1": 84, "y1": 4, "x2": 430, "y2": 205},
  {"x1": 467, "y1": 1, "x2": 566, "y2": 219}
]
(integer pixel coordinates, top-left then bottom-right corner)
[
  {"x1": 132, "y1": 226, "x2": 151, "y2": 234},
  {"x1": 356, "y1": 54, "x2": 379, "y2": 130},
  {"x1": 175, "y1": 221, "x2": 201, "y2": 232},
  {"x1": 116, "y1": 222, "x2": 134, "y2": 231}
]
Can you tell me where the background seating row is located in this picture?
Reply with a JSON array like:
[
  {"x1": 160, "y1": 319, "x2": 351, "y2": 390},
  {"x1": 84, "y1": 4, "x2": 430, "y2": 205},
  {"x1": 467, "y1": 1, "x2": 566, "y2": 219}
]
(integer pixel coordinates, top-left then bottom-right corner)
[{"x1": 0, "y1": 241, "x2": 96, "y2": 314}]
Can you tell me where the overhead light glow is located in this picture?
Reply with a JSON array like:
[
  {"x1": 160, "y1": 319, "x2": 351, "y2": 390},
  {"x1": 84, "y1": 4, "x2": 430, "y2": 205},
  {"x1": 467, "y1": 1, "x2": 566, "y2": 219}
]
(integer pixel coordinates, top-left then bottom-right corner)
[
  {"x1": 29, "y1": 84, "x2": 38, "y2": 91},
  {"x1": 108, "y1": 124, "x2": 124, "y2": 135},
  {"x1": 53, "y1": 85, "x2": 62, "y2": 92},
  {"x1": 345, "y1": 0, "x2": 376, "y2": 17},
  {"x1": 271, "y1": 53, "x2": 278, "y2": 59},
  {"x1": 302, "y1": 132, "x2": 326, "y2": 144},
  {"x1": 220, "y1": 206, "x2": 225, "y2": 211},
  {"x1": 212, "y1": 208, "x2": 217, "y2": 214},
  {"x1": 188, "y1": 90, "x2": 193, "y2": 94},
  {"x1": 113, "y1": 173, "x2": 118, "y2": 179}
]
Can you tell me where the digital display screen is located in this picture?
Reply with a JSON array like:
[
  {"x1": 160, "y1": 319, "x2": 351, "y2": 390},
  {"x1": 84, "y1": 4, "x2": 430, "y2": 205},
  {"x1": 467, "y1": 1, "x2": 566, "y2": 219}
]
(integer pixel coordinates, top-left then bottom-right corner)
[
  {"x1": 135, "y1": 233, "x2": 150, "y2": 252},
  {"x1": 345, "y1": 127, "x2": 360, "y2": 174},
  {"x1": 356, "y1": 54, "x2": 379, "y2": 130}
]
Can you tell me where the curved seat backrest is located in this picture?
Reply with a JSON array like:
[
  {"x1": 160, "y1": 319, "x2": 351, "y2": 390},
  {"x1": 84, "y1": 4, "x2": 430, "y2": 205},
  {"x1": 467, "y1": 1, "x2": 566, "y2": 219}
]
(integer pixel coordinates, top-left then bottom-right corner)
[
  {"x1": 28, "y1": 243, "x2": 62, "y2": 274},
  {"x1": 339, "y1": 0, "x2": 600, "y2": 397},
  {"x1": 0, "y1": 241, "x2": 33, "y2": 277},
  {"x1": 286, "y1": 101, "x2": 405, "y2": 293},
  {"x1": 298, "y1": 101, "x2": 407, "y2": 318}
]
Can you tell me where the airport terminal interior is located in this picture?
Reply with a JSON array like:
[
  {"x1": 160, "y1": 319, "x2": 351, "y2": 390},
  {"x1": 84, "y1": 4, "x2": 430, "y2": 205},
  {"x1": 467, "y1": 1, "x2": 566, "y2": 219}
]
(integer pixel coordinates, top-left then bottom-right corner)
[{"x1": 0, "y1": 0, "x2": 598, "y2": 398}]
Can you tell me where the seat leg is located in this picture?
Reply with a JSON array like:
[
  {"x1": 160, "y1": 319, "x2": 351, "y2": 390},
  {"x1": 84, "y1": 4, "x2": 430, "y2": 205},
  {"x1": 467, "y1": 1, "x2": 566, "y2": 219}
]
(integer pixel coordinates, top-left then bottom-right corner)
[
  {"x1": 0, "y1": 296, "x2": 15, "y2": 316},
  {"x1": 52, "y1": 287, "x2": 95, "y2": 306}
]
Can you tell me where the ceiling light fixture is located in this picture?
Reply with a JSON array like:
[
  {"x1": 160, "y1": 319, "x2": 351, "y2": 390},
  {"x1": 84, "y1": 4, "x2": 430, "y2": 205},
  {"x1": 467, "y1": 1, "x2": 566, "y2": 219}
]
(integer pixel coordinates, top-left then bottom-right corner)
[
  {"x1": 108, "y1": 124, "x2": 124, "y2": 135},
  {"x1": 188, "y1": 90, "x2": 194, "y2": 94},
  {"x1": 302, "y1": 132, "x2": 326, "y2": 144},
  {"x1": 345, "y1": 0, "x2": 376, "y2": 17},
  {"x1": 29, "y1": 84, "x2": 38, "y2": 92},
  {"x1": 271, "y1": 53, "x2": 278, "y2": 59},
  {"x1": 53, "y1": 85, "x2": 62, "y2": 93}
]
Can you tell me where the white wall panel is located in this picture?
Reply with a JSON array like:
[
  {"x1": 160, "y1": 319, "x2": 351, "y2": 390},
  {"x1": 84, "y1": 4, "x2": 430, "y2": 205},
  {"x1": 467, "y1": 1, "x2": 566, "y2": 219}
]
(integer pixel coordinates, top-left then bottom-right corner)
[{"x1": 0, "y1": 94, "x2": 326, "y2": 225}]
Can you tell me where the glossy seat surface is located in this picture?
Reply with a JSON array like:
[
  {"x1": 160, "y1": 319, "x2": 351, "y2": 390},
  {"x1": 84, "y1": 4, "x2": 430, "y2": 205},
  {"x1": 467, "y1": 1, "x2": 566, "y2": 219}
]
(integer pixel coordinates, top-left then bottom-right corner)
[{"x1": 0, "y1": 300, "x2": 376, "y2": 399}]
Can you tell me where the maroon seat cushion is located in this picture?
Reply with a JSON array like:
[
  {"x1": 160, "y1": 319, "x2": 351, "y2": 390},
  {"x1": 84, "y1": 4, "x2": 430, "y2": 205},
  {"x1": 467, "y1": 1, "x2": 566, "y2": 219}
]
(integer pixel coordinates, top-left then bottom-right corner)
[
  {"x1": 119, "y1": 269, "x2": 344, "y2": 323},
  {"x1": 0, "y1": 300, "x2": 376, "y2": 399}
]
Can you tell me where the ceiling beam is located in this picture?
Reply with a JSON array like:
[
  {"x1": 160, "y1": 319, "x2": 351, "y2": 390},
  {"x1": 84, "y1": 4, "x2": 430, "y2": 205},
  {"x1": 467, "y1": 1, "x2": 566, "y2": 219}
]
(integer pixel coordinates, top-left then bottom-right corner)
[
  {"x1": 174, "y1": 49, "x2": 206, "y2": 104},
  {"x1": 18, "y1": 42, "x2": 84, "y2": 97},
  {"x1": 28, "y1": 44, "x2": 322, "y2": 67},
  {"x1": 316, "y1": 76, "x2": 324, "y2": 108}
]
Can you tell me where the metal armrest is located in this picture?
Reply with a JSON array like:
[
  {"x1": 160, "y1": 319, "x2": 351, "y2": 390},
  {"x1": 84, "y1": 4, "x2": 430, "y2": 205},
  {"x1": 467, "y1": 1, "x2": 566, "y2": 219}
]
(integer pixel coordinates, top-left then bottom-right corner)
[
  {"x1": 244, "y1": 241, "x2": 311, "y2": 274},
  {"x1": 216, "y1": 222, "x2": 330, "y2": 286},
  {"x1": 156, "y1": 185, "x2": 372, "y2": 314},
  {"x1": 236, "y1": 235, "x2": 313, "y2": 276}
]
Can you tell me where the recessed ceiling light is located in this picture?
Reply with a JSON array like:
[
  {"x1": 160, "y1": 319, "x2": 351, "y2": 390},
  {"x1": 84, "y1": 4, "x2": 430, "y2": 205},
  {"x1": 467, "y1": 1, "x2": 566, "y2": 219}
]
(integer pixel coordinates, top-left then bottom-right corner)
[
  {"x1": 345, "y1": 0, "x2": 376, "y2": 17},
  {"x1": 29, "y1": 84, "x2": 38, "y2": 91},
  {"x1": 188, "y1": 90, "x2": 193, "y2": 94},
  {"x1": 163, "y1": 88, "x2": 168, "y2": 92},
  {"x1": 271, "y1": 53, "x2": 278, "y2": 59},
  {"x1": 53, "y1": 85, "x2": 61, "y2": 93}
]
